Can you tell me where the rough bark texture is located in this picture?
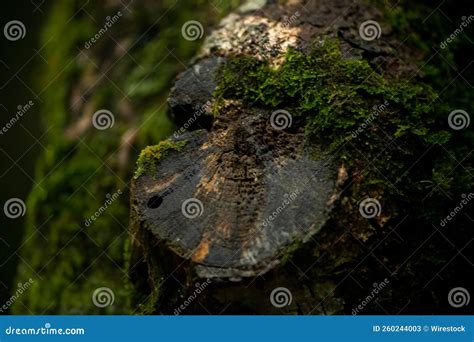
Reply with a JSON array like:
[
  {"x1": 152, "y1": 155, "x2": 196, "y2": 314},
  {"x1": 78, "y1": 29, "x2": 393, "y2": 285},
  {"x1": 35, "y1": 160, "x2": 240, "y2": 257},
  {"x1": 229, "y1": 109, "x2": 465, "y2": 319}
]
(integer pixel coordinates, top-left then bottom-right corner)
[
  {"x1": 131, "y1": 107, "x2": 339, "y2": 276},
  {"x1": 129, "y1": 0, "x2": 403, "y2": 314}
]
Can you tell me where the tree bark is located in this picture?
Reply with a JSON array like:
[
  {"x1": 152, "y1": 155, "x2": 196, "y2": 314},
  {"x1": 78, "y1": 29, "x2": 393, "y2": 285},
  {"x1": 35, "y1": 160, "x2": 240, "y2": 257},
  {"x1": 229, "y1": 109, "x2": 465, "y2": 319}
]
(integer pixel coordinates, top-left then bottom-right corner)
[{"x1": 128, "y1": 0, "x2": 472, "y2": 314}]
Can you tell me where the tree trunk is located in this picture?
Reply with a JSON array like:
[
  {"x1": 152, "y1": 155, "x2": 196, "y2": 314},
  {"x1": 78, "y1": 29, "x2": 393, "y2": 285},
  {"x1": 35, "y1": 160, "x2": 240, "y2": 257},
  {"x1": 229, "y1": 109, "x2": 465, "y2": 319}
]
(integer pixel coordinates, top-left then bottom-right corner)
[{"x1": 128, "y1": 0, "x2": 431, "y2": 314}]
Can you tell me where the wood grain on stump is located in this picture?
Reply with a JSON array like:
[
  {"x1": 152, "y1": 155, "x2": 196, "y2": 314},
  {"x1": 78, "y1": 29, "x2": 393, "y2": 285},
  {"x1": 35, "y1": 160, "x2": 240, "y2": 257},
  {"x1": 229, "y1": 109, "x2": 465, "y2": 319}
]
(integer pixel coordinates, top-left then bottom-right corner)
[{"x1": 131, "y1": 102, "x2": 338, "y2": 279}]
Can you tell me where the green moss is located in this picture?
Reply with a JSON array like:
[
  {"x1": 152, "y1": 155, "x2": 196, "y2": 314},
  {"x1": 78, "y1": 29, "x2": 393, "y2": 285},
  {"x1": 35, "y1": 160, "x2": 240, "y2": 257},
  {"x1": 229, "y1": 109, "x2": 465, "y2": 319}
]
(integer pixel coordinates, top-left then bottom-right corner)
[
  {"x1": 215, "y1": 38, "x2": 448, "y2": 148},
  {"x1": 214, "y1": 37, "x2": 471, "y2": 222},
  {"x1": 134, "y1": 140, "x2": 188, "y2": 179}
]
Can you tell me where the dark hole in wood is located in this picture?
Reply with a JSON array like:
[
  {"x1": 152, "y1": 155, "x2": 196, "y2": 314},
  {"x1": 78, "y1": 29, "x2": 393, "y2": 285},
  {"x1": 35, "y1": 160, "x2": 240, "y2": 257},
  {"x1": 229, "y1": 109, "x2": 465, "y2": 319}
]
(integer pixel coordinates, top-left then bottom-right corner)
[
  {"x1": 147, "y1": 195, "x2": 163, "y2": 209},
  {"x1": 170, "y1": 104, "x2": 214, "y2": 131}
]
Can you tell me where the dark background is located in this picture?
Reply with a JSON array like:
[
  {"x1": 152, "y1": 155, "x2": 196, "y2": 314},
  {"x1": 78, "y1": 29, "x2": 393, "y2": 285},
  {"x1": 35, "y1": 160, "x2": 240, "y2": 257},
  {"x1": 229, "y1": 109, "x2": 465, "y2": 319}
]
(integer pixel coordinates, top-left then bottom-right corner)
[{"x1": 0, "y1": 0, "x2": 44, "y2": 308}]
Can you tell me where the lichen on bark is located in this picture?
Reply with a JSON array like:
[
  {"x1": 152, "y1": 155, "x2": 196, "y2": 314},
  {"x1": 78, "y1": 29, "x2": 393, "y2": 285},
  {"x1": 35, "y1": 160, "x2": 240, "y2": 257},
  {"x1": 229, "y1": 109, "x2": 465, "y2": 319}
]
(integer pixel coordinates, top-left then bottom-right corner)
[{"x1": 134, "y1": 140, "x2": 189, "y2": 180}]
